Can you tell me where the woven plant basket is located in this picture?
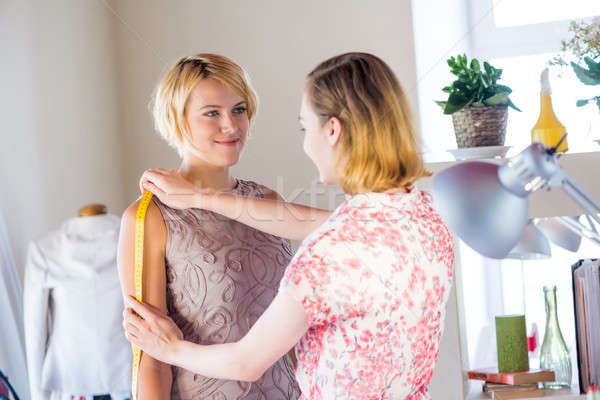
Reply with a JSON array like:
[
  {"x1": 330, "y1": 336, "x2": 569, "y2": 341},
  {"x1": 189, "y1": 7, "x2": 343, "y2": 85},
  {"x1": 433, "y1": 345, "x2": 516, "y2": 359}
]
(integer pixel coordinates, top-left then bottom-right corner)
[{"x1": 452, "y1": 106, "x2": 508, "y2": 148}]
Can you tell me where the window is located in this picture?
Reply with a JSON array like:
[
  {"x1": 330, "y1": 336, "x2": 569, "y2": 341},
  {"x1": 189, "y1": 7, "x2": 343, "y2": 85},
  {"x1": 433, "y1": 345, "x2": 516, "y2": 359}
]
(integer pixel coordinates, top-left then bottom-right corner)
[
  {"x1": 493, "y1": 0, "x2": 600, "y2": 28},
  {"x1": 468, "y1": 0, "x2": 600, "y2": 59},
  {"x1": 411, "y1": 0, "x2": 599, "y2": 162}
]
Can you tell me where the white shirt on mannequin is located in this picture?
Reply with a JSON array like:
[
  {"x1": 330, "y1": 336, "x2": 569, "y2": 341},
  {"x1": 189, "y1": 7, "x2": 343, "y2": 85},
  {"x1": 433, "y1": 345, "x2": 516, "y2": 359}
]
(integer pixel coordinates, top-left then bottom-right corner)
[{"x1": 24, "y1": 214, "x2": 131, "y2": 400}]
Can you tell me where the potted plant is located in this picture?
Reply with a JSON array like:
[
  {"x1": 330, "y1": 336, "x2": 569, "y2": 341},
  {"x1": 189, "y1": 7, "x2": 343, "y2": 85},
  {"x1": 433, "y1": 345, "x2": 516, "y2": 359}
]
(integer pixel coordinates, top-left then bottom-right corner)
[
  {"x1": 437, "y1": 54, "x2": 521, "y2": 148},
  {"x1": 549, "y1": 18, "x2": 600, "y2": 112}
]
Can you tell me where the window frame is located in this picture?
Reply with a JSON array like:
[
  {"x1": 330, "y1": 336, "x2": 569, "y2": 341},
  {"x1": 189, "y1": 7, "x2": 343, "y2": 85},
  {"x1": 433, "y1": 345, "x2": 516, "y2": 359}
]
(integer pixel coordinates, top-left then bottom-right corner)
[{"x1": 467, "y1": 0, "x2": 597, "y2": 60}]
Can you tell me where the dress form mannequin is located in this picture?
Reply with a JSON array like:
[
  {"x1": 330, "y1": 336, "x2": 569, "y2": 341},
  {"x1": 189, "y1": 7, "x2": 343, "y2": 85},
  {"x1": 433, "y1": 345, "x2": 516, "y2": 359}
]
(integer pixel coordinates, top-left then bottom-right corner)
[
  {"x1": 77, "y1": 204, "x2": 107, "y2": 217},
  {"x1": 24, "y1": 205, "x2": 130, "y2": 400}
]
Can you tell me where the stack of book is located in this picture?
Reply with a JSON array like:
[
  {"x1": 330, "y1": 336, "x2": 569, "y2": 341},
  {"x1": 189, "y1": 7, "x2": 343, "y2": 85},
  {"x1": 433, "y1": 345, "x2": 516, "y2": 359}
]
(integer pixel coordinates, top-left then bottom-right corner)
[
  {"x1": 468, "y1": 368, "x2": 556, "y2": 399},
  {"x1": 572, "y1": 259, "x2": 600, "y2": 393}
]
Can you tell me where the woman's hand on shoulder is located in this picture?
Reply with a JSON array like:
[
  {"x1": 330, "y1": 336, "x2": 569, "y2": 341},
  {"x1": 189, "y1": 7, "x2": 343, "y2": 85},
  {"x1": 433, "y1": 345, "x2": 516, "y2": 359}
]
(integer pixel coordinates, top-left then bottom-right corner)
[
  {"x1": 139, "y1": 168, "x2": 210, "y2": 210},
  {"x1": 260, "y1": 185, "x2": 285, "y2": 202}
]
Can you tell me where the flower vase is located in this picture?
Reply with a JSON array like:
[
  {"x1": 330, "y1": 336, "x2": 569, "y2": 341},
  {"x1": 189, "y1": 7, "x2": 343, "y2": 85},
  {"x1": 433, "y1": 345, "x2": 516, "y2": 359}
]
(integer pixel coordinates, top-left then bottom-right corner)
[{"x1": 540, "y1": 286, "x2": 572, "y2": 389}]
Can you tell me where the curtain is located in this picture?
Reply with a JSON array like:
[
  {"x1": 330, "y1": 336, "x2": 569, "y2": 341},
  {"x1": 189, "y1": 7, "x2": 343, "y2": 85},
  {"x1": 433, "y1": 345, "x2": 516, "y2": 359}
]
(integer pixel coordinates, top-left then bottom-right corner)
[{"x1": 0, "y1": 208, "x2": 30, "y2": 399}]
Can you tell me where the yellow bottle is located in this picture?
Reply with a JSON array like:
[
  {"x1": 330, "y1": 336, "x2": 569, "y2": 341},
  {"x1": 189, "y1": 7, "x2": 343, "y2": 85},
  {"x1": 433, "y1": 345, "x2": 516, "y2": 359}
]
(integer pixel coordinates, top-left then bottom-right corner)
[{"x1": 531, "y1": 68, "x2": 568, "y2": 152}]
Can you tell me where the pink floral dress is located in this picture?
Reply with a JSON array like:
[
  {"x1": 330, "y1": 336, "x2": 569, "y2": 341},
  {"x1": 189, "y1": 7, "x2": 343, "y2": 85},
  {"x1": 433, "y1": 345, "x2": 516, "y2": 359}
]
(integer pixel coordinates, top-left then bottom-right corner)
[{"x1": 279, "y1": 190, "x2": 454, "y2": 399}]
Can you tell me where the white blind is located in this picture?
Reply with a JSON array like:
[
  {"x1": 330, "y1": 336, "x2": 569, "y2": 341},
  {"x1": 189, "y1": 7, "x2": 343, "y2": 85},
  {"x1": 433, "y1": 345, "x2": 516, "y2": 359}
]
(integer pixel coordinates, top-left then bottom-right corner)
[{"x1": 0, "y1": 208, "x2": 30, "y2": 399}]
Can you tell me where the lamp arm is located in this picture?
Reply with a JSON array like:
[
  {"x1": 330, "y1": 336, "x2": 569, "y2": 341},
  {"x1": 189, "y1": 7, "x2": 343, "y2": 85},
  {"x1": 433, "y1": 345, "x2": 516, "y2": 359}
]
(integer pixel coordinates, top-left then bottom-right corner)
[
  {"x1": 584, "y1": 214, "x2": 599, "y2": 235},
  {"x1": 548, "y1": 169, "x2": 600, "y2": 245},
  {"x1": 553, "y1": 172, "x2": 600, "y2": 225},
  {"x1": 556, "y1": 216, "x2": 600, "y2": 246}
]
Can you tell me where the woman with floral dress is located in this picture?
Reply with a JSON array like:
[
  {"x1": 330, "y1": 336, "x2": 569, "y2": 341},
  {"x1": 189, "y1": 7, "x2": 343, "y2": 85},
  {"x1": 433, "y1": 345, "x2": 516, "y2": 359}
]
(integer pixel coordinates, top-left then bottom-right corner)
[{"x1": 123, "y1": 52, "x2": 455, "y2": 399}]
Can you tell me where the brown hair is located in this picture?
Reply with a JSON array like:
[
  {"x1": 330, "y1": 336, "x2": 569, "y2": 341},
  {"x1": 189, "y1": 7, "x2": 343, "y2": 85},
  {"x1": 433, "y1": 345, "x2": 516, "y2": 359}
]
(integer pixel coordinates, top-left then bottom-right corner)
[
  {"x1": 152, "y1": 53, "x2": 258, "y2": 157},
  {"x1": 307, "y1": 52, "x2": 430, "y2": 194}
]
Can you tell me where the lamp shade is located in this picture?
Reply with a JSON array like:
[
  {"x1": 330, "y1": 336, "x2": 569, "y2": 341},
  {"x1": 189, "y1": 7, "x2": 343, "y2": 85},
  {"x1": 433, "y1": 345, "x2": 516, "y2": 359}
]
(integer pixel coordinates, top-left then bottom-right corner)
[
  {"x1": 536, "y1": 217, "x2": 582, "y2": 252},
  {"x1": 432, "y1": 161, "x2": 529, "y2": 259},
  {"x1": 506, "y1": 220, "x2": 552, "y2": 259}
]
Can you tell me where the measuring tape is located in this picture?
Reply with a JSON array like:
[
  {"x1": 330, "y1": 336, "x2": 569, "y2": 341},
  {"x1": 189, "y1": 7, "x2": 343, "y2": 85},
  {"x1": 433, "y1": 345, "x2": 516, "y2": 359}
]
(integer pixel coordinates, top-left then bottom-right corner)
[{"x1": 131, "y1": 190, "x2": 153, "y2": 400}]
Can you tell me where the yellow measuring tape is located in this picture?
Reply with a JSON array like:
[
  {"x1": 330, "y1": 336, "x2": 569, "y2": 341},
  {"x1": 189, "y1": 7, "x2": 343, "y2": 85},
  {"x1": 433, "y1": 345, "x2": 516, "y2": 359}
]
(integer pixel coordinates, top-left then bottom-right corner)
[{"x1": 132, "y1": 190, "x2": 153, "y2": 400}]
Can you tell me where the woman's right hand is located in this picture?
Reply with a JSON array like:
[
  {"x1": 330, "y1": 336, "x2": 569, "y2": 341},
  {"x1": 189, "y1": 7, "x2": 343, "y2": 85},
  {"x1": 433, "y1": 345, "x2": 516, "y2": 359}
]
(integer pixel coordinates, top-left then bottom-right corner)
[{"x1": 139, "y1": 168, "x2": 212, "y2": 210}]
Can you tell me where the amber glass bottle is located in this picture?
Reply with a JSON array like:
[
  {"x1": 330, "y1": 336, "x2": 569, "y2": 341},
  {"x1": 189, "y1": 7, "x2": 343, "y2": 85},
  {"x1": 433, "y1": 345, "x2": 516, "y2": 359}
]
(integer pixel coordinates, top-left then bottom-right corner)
[{"x1": 531, "y1": 69, "x2": 568, "y2": 152}]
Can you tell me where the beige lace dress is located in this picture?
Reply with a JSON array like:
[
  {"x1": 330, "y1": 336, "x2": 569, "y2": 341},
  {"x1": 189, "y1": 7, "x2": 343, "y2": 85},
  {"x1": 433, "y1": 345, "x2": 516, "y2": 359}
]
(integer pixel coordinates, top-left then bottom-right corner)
[{"x1": 152, "y1": 179, "x2": 300, "y2": 400}]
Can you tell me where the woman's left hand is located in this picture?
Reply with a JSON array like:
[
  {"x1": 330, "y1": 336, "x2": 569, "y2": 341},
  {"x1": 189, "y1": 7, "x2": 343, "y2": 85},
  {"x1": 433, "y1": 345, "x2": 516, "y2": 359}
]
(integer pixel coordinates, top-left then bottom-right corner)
[
  {"x1": 123, "y1": 296, "x2": 184, "y2": 364},
  {"x1": 139, "y1": 168, "x2": 203, "y2": 210}
]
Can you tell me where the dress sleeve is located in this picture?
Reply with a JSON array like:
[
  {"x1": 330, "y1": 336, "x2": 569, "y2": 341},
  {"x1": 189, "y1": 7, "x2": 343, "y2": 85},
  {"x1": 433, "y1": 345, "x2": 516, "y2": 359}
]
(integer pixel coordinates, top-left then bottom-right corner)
[
  {"x1": 23, "y1": 242, "x2": 51, "y2": 400},
  {"x1": 279, "y1": 233, "x2": 352, "y2": 327}
]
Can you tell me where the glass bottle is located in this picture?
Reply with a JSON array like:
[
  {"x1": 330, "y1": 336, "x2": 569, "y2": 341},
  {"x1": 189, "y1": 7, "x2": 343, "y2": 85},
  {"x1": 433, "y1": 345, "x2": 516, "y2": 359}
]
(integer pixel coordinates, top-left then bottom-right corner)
[
  {"x1": 540, "y1": 285, "x2": 572, "y2": 389},
  {"x1": 531, "y1": 68, "x2": 568, "y2": 152}
]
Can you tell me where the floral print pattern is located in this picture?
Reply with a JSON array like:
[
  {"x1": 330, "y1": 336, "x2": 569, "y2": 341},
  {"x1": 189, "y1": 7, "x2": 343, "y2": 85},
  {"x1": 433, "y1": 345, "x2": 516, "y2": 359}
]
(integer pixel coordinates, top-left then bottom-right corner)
[{"x1": 279, "y1": 190, "x2": 454, "y2": 399}]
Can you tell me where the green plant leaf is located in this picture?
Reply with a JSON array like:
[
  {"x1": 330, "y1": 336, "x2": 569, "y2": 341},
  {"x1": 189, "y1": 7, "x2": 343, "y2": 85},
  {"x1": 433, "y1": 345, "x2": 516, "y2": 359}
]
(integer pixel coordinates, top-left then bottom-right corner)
[
  {"x1": 444, "y1": 92, "x2": 471, "y2": 114},
  {"x1": 507, "y1": 98, "x2": 521, "y2": 112},
  {"x1": 471, "y1": 59, "x2": 481, "y2": 73},
  {"x1": 571, "y1": 62, "x2": 600, "y2": 85},
  {"x1": 576, "y1": 99, "x2": 590, "y2": 107},
  {"x1": 435, "y1": 100, "x2": 447, "y2": 109},
  {"x1": 482, "y1": 73, "x2": 491, "y2": 86},
  {"x1": 496, "y1": 84, "x2": 512, "y2": 94},
  {"x1": 484, "y1": 91, "x2": 509, "y2": 106},
  {"x1": 453, "y1": 80, "x2": 472, "y2": 94},
  {"x1": 584, "y1": 57, "x2": 600, "y2": 73},
  {"x1": 479, "y1": 74, "x2": 489, "y2": 88},
  {"x1": 484, "y1": 61, "x2": 492, "y2": 76}
]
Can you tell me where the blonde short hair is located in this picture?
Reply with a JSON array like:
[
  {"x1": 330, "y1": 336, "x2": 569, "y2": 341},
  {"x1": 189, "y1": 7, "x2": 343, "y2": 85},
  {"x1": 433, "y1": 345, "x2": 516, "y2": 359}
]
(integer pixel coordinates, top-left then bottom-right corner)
[
  {"x1": 306, "y1": 52, "x2": 430, "y2": 194},
  {"x1": 152, "y1": 53, "x2": 258, "y2": 157}
]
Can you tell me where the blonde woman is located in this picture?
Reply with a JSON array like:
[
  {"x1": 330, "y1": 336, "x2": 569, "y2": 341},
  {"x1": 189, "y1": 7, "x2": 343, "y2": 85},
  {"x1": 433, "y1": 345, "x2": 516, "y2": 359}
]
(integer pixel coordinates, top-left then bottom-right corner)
[
  {"x1": 124, "y1": 53, "x2": 455, "y2": 399},
  {"x1": 117, "y1": 54, "x2": 300, "y2": 400}
]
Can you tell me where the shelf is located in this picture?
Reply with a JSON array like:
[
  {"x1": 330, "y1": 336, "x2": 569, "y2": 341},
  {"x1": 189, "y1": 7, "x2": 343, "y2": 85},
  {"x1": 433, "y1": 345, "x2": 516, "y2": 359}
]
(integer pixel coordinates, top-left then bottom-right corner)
[
  {"x1": 420, "y1": 150, "x2": 600, "y2": 219},
  {"x1": 467, "y1": 386, "x2": 585, "y2": 399}
]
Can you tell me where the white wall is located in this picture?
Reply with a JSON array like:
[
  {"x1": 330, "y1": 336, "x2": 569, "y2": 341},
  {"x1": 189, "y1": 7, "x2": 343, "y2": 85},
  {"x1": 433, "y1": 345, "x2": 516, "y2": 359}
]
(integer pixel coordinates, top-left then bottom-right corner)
[
  {"x1": 1, "y1": 1, "x2": 124, "y2": 397},
  {"x1": 109, "y1": 0, "x2": 421, "y2": 209},
  {"x1": 1, "y1": 0, "x2": 125, "y2": 277}
]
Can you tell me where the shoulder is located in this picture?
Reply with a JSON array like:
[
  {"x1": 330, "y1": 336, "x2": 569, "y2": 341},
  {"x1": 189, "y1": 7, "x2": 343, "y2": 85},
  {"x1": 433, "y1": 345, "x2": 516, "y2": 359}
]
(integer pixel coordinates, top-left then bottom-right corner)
[
  {"x1": 290, "y1": 227, "x2": 342, "y2": 272},
  {"x1": 121, "y1": 196, "x2": 166, "y2": 243},
  {"x1": 259, "y1": 184, "x2": 284, "y2": 201},
  {"x1": 235, "y1": 179, "x2": 284, "y2": 201}
]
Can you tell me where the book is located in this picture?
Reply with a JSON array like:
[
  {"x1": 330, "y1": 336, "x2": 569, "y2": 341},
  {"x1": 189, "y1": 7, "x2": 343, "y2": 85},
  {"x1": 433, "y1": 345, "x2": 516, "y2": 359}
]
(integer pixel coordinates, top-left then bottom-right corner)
[
  {"x1": 572, "y1": 259, "x2": 600, "y2": 394},
  {"x1": 468, "y1": 368, "x2": 555, "y2": 385},
  {"x1": 483, "y1": 382, "x2": 539, "y2": 393},
  {"x1": 486, "y1": 388, "x2": 544, "y2": 399}
]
